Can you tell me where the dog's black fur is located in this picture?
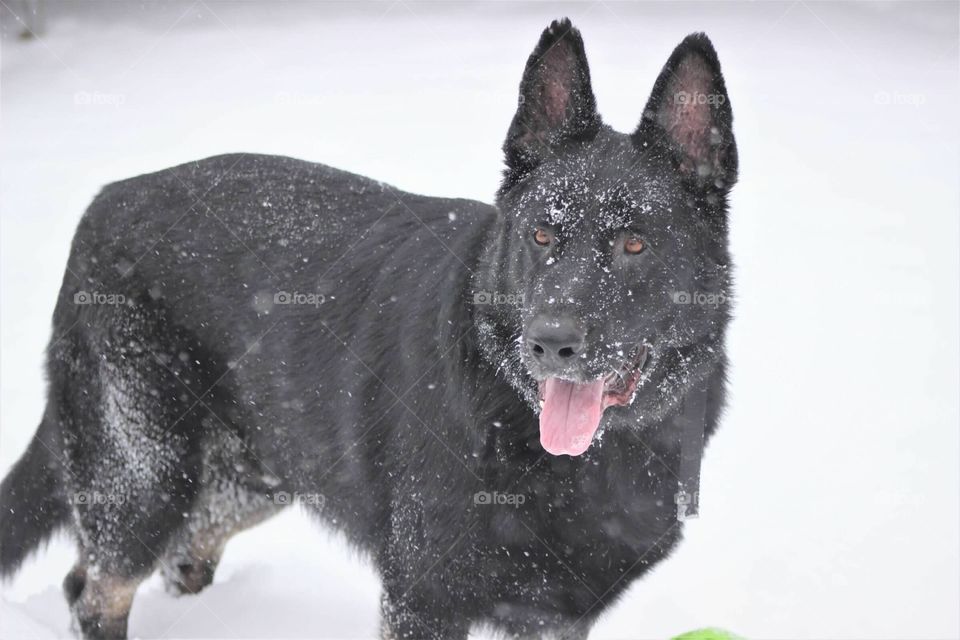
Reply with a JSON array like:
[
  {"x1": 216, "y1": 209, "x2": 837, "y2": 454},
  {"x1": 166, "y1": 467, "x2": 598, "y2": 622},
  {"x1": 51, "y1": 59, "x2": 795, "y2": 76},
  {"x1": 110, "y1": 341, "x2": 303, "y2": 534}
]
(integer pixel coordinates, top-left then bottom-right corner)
[{"x1": 0, "y1": 19, "x2": 736, "y2": 639}]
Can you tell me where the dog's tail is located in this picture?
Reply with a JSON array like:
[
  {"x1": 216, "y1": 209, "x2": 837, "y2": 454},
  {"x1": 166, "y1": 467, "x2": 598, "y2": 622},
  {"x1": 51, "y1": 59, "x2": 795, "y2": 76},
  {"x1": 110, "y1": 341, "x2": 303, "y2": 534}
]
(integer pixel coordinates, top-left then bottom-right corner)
[{"x1": 0, "y1": 422, "x2": 70, "y2": 579}]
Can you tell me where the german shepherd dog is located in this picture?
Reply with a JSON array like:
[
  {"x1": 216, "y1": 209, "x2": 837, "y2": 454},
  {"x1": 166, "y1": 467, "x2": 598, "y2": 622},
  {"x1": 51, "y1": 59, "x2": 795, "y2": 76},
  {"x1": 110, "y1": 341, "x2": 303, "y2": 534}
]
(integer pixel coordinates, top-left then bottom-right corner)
[{"x1": 0, "y1": 19, "x2": 736, "y2": 639}]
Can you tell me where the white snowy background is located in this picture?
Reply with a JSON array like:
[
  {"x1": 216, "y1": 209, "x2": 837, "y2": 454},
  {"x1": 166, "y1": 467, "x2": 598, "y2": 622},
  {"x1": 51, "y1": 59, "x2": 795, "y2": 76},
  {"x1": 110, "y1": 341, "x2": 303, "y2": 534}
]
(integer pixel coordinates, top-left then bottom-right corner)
[{"x1": 1, "y1": 1, "x2": 958, "y2": 638}]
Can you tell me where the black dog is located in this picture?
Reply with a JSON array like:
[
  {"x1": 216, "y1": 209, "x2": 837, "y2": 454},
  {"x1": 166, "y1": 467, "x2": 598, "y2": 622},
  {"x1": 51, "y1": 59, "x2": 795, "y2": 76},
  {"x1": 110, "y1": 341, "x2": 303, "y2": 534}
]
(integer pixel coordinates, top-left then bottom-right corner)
[{"x1": 0, "y1": 18, "x2": 736, "y2": 639}]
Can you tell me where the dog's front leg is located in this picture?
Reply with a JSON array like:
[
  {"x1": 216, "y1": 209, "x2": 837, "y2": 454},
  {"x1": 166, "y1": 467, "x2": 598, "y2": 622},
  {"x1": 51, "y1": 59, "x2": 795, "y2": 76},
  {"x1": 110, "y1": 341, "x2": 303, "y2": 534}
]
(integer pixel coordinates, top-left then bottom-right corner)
[{"x1": 379, "y1": 589, "x2": 468, "y2": 640}]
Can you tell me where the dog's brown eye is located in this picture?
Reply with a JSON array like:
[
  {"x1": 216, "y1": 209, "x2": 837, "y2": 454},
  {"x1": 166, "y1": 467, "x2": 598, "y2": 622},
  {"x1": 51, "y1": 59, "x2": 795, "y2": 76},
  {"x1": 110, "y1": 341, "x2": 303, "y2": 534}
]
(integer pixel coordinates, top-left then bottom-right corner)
[
  {"x1": 624, "y1": 236, "x2": 645, "y2": 254},
  {"x1": 533, "y1": 228, "x2": 553, "y2": 246}
]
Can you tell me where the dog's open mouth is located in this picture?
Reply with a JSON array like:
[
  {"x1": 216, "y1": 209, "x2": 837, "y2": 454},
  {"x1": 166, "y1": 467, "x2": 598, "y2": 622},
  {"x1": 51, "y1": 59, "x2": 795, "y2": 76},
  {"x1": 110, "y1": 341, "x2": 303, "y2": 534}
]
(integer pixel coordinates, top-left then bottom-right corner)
[{"x1": 536, "y1": 345, "x2": 649, "y2": 456}]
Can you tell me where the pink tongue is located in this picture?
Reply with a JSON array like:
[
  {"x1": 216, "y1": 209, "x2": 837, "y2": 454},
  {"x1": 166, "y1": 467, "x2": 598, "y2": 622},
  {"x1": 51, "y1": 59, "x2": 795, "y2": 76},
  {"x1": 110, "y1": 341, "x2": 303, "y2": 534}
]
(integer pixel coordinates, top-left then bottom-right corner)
[{"x1": 539, "y1": 378, "x2": 606, "y2": 456}]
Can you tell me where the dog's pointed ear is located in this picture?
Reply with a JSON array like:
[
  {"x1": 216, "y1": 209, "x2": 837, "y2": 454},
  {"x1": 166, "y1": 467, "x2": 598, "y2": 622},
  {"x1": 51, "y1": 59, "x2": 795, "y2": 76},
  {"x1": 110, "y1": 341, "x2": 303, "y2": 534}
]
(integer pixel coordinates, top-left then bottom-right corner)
[
  {"x1": 503, "y1": 19, "x2": 600, "y2": 178},
  {"x1": 633, "y1": 33, "x2": 737, "y2": 192}
]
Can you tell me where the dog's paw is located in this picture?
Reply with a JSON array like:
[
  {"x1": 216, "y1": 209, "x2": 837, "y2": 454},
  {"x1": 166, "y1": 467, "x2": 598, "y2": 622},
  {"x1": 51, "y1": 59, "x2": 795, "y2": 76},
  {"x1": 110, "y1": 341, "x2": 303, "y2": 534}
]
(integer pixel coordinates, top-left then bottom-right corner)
[{"x1": 161, "y1": 559, "x2": 216, "y2": 596}]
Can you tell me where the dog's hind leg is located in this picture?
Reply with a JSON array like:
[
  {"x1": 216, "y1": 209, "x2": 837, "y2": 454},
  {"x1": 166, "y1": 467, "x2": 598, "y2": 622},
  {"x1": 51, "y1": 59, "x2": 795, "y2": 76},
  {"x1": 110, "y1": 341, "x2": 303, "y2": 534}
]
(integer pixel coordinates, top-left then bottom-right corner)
[
  {"x1": 160, "y1": 427, "x2": 283, "y2": 595},
  {"x1": 159, "y1": 482, "x2": 280, "y2": 595},
  {"x1": 52, "y1": 305, "x2": 210, "y2": 639},
  {"x1": 62, "y1": 564, "x2": 140, "y2": 640}
]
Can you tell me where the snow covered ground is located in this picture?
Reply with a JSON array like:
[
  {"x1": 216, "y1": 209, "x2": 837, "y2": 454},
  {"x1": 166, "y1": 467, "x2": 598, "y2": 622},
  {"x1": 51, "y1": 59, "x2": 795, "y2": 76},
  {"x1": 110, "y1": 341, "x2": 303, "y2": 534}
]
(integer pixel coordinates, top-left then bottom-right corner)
[{"x1": 1, "y1": 1, "x2": 957, "y2": 638}]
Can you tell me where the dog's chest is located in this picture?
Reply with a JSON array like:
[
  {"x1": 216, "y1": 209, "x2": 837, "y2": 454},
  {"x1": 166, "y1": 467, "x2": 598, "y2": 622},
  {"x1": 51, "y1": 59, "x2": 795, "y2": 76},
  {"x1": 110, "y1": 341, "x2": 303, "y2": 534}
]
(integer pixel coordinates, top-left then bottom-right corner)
[
  {"x1": 480, "y1": 443, "x2": 678, "y2": 563},
  {"x1": 473, "y1": 461, "x2": 679, "y2": 614}
]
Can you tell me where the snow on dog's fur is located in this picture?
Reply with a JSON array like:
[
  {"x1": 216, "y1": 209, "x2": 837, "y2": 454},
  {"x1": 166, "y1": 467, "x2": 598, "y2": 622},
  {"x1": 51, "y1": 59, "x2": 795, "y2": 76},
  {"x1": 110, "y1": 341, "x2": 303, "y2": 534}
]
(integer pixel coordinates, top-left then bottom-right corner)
[{"x1": 0, "y1": 18, "x2": 736, "y2": 639}]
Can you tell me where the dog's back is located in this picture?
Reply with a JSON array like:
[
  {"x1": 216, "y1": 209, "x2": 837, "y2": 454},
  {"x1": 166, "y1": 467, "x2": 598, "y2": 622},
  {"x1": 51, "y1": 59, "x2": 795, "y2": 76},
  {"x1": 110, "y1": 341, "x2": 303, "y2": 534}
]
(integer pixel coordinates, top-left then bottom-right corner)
[{"x1": 2, "y1": 151, "x2": 499, "y2": 636}]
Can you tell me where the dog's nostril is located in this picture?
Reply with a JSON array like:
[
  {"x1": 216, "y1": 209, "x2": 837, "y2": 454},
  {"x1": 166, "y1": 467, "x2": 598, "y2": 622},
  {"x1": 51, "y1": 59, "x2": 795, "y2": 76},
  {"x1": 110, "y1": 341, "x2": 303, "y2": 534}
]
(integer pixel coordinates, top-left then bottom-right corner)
[{"x1": 526, "y1": 316, "x2": 586, "y2": 366}]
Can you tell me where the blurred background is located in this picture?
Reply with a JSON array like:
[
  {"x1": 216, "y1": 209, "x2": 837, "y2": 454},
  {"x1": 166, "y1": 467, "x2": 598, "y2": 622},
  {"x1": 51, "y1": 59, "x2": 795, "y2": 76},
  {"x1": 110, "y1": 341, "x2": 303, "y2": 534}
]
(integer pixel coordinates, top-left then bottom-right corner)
[{"x1": 1, "y1": 1, "x2": 958, "y2": 638}]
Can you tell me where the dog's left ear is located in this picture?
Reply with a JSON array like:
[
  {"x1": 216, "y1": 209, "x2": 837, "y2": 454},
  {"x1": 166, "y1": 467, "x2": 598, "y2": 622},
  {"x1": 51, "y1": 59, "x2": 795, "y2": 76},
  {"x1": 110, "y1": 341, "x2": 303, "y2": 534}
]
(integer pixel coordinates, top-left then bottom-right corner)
[
  {"x1": 633, "y1": 33, "x2": 737, "y2": 192},
  {"x1": 503, "y1": 19, "x2": 601, "y2": 178}
]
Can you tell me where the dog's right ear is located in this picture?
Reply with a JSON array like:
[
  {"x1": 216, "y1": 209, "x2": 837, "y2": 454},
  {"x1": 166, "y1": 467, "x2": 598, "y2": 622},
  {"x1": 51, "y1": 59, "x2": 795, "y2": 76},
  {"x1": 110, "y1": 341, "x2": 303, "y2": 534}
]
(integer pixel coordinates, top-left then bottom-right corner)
[{"x1": 502, "y1": 19, "x2": 600, "y2": 180}]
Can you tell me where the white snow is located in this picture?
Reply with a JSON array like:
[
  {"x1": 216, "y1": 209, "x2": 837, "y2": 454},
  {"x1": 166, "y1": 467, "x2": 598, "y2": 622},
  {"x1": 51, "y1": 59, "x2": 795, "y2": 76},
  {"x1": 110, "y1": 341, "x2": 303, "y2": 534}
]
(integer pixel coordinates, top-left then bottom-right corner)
[{"x1": 1, "y1": 2, "x2": 958, "y2": 639}]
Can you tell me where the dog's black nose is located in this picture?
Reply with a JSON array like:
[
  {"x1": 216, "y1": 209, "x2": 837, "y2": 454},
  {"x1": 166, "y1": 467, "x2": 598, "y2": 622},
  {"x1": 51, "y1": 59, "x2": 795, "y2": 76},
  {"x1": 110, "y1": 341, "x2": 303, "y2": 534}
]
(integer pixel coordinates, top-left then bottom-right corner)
[{"x1": 526, "y1": 316, "x2": 586, "y2": 368}]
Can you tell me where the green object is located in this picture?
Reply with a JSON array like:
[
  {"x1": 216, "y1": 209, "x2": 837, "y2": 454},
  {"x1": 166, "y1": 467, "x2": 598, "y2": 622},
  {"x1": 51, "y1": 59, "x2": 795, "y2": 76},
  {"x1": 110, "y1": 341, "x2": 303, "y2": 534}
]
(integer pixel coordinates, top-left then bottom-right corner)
[{"x1": 671, "y1": 629, "x2": 743, "y2": 640}]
